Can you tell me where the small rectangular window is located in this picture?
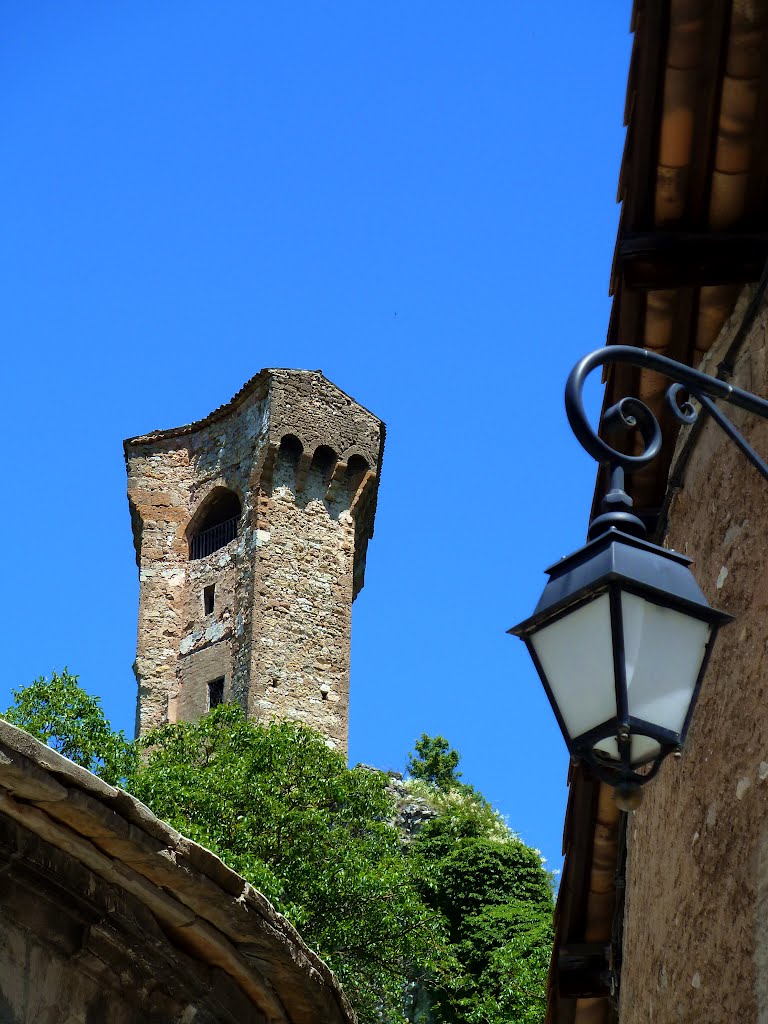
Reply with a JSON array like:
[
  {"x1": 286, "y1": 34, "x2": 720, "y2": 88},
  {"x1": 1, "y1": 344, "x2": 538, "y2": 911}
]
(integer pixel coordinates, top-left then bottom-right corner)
[
  {"x1": 208, "y1": 677, "x2": 225, "y2": 709},
  {"x1": 203, "y1": 585, "x2": 215, "y2": 615}
]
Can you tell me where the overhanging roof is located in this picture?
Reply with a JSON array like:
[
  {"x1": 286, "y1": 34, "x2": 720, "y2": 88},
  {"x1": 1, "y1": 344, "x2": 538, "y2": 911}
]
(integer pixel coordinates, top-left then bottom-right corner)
[{"x1": 597, "y1": 0, "x2": 768, "y2": 526}]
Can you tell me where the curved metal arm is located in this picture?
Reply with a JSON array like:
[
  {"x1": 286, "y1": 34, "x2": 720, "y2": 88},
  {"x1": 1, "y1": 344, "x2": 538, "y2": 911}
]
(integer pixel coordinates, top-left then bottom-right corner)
[{"x1": 565, "y1": 345, "x2": 768, "y2": 478}]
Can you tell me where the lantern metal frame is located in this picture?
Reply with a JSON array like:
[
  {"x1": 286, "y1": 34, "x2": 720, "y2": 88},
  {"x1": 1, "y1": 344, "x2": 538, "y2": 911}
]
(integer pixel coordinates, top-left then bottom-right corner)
[
  {"x1": 511, "y1": 344, "x2": 768, "y2": 797},
  {"x1": 510, "y1": 528, "x2": 732, "y2": 792}
]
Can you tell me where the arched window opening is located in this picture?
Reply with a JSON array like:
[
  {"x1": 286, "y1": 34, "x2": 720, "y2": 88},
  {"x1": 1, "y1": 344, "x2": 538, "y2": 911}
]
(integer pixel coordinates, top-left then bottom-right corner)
[
  {"x1": 189, "y1": 489, "x2": 242, "y2": 560},
  {"x1": 273, "y1": 434, "x2": 304, "y2": 491}
]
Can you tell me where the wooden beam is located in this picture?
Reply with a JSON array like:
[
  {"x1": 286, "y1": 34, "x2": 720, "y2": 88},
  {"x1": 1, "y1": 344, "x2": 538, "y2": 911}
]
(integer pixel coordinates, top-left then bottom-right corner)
[
  {"x1": 556, "y1": 770, "x2": 602, "y2": 943},
  {"x1": 557, "y1": 942, "x2": 611, "y2": 999},
  {"x1": 617, "y1": 231, "x2": 768, "y2": 289},
  {"x1": 684, "y1": 0, "x2": 732, "y2": 226},
  {"x1": 623, "y1": 0, "x2": 670, "y2": 229},
  {"x1": 745, "y1": 17, "x2": 768, "y2": 216}
]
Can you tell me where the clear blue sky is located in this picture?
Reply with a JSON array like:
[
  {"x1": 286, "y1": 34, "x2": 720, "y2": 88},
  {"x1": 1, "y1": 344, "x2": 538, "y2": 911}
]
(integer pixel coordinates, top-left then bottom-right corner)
[{"x1": 2, "y1": 2, "x2": 633, "y2": 874}]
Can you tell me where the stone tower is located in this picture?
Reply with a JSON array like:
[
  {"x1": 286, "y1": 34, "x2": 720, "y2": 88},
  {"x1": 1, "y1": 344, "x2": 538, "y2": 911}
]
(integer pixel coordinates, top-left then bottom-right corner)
[{"x1": 124, "y1": 369, "x2": 384, "y2": 752}]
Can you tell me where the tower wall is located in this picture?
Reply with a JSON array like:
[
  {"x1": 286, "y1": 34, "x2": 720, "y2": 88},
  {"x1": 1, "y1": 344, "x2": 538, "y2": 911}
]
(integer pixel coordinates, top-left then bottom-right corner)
[{"x1": 125, "y1": 370, "x2": 383, "y2": 752}]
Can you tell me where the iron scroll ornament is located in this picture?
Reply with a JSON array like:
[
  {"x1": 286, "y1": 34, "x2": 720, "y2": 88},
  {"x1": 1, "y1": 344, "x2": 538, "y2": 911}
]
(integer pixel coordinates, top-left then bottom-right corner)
[{"x1": 565, "y1": 345, "x2": 768, "y2": 500}]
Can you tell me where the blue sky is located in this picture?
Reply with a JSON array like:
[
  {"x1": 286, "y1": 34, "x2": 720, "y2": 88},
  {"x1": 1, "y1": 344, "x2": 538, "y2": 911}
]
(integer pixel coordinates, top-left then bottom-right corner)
[{"x1": 2, "y1": 2, "x2": 633, "y2": 873}]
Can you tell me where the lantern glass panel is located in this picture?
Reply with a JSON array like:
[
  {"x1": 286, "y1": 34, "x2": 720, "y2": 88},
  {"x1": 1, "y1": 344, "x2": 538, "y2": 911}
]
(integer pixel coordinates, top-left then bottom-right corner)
[
  {"x1": 530, "y1": 593, "x2": 615, "y2": 740},
  {"x1": 593, "y1": 593, "x2": 712, "y2": 766},
  {"x1": 621, "y1": 592, "x2": 711, "y2": 734}
]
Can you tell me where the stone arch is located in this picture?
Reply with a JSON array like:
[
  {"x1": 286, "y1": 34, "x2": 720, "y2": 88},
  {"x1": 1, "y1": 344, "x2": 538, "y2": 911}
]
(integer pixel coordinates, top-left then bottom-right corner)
[
  {"x1": 273, "y1": 434, "x2": 304, "y2": 491},
  {"x1": 345, "y1": 454, "x2": 369, "y2": 496},
  {"x1": 299, "y1": 444, "x2": 339, "y2": 504},
  {"x1": 279, "y1": 434, "x2": 303, "y2": 466},
  {"x1": 187, "y1": 486, "x2": 242, "y2": 560},
  {"x1": 310, "y1": 444, "x2": 338, "y2": 483}
]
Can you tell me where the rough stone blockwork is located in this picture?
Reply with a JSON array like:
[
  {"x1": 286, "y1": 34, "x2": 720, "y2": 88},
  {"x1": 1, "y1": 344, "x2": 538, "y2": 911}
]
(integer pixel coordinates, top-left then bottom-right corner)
[{"x1": 124, "y1": 369, "x2": 384, "y2": 751}]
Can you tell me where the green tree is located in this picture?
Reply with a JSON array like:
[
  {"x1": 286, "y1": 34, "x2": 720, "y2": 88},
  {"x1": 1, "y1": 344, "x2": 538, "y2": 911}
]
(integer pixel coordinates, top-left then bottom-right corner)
[
  {"x1": 128, "y1": 706, "x2": 456, "y2": 1021},
  {"x1": 407, "y1": 734, "x2": 462, "y2": 791},
  {"x1": 2, "y1": 669, "x2": 135, "y2": 784},
  {"x1": 406, "y1": 770, "x2": 554, "y2": 1024},
  {"x1": 464, "y1": 907, "x2": 552, "y2": 1024}
]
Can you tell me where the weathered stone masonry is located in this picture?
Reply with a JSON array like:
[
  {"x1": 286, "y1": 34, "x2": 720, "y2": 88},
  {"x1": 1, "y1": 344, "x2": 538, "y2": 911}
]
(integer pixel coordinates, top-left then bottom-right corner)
[{"x1": 124, "y1": 369, "x2": 384, "y2": 751}]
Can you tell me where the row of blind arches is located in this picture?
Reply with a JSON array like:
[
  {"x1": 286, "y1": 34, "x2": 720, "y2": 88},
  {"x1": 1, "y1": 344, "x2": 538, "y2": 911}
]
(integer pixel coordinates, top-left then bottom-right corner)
[
  {"x1": 276, "y1": 435, "x2": 369, "y2": 489},
  {"x1": 188, "y1": 439, "x2": 369, "y2": 561}
]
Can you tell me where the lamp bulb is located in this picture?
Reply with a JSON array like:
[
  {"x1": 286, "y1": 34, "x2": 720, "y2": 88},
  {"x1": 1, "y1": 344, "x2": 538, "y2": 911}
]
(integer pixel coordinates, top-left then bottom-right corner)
[{"x1": 614, "y1": 785, "x2": 644, "y2": 812}]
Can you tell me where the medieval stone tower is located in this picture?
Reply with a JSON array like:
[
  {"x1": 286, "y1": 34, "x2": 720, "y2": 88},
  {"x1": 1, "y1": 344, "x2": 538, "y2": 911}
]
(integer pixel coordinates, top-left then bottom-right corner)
[{"x1": 124, "y1": 369, "x2": 384, "y2": 752}]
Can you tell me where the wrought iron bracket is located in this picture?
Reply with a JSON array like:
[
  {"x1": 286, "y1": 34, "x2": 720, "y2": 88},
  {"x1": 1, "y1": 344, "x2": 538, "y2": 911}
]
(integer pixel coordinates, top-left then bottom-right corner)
[{"x1": 565, "y1": 346, "x2": 768, "y2": 539}]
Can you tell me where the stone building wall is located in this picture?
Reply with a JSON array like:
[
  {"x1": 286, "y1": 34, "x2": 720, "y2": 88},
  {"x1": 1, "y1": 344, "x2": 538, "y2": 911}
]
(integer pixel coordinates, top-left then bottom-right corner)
[
  {"x1": 0, "y1": 816, "x2": 258, "y2": 1024},
  {"x1": 618, "y1": 287, "x2": 768, "y2": 1022},
  {"x1": 125, "y1": 369, "x2": 383, "y2": 751}
]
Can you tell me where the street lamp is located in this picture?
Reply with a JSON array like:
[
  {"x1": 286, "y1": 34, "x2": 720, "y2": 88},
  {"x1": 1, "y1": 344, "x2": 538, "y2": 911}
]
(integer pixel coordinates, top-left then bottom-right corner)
[{"x1": 511, "y1": 345, "x2": 768, "y2": 808}]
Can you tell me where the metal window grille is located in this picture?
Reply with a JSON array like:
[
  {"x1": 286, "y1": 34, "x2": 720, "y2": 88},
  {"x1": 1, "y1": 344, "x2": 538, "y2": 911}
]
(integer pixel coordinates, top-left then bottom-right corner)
[{"x1": 190, "y1": 517, "x2": 238, "y2": 560}]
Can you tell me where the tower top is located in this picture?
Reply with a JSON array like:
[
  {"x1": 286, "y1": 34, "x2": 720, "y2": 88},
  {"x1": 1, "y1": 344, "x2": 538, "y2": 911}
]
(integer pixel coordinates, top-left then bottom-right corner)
[{"x1": 125, "y1": 367, "x2": 383, "y2": 451}]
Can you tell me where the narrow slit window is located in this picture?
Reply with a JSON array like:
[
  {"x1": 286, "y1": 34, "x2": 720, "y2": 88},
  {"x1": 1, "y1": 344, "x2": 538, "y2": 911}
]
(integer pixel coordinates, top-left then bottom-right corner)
[
  {"x1": 203, "y1": 585, "x2": 215, "y2": 615},
  {"x1": 208, "y1": 677, "x2": 225, "y2": 709}
]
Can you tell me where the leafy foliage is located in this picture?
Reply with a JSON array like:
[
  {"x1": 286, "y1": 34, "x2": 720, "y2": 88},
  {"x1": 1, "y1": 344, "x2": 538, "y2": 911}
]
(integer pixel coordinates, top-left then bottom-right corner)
[
  {"x1": 405, "y1": 746, "x2": 554, "y2": 1024},
  {"x1": 404, "y1": 777, "x2": 512, "y2": 845},
  {"x1": 2, "y1": 684, "x2": 454, "y2": 1022},
  {"x1": 3, "y1": 680, "x2": 553, "y2": 1023},
  {"x1": 464, "y1": 908, "x2": 553, "y2": 1024},
  {"x1": 2, "y1": 670, "x2": 135, "y2": 784},
  {"x1": 421, "y1": 835, "x2": 553, "y2": 934},
  {"x1": 127, "y1": 706, "x2": 456, "y2": 1021},
  {"x1": 406, "y1": 734, "x2": 462, "y2": 791}
]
